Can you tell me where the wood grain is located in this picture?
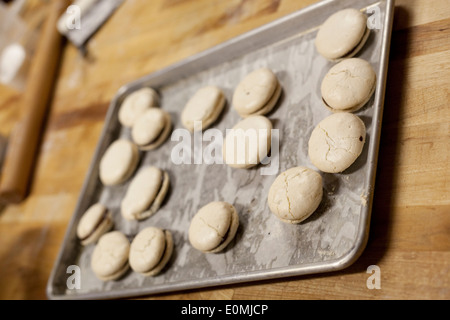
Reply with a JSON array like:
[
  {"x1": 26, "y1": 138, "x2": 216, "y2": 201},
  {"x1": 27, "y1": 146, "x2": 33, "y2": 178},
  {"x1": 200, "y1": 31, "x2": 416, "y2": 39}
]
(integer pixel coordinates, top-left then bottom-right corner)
[
  {"x1": 0, "y1": 0, "x2": 69, "y2": 203},
  {"x1": 0, "y1": 0, "x2": 448, "y2": 300}
]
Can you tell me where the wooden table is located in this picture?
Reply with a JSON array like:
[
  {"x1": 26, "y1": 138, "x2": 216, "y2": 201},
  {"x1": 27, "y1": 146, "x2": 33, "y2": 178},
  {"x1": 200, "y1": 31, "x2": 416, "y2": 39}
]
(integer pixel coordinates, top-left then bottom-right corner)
[{"x1": 0, "y1": 0, "x2": 448, "y2": 300}]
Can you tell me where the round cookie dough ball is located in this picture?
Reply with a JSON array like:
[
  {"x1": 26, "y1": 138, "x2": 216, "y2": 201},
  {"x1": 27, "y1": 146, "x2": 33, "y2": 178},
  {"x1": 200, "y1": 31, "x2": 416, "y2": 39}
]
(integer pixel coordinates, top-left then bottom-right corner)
[
  {"x1": 223, "y1": 115, "x2": 272, "y2": 169},
  {"x1": 268, "y1": 167, "x2": 323, "y2": 224},
  {"x1": 131, "y1": 108, "x2": 172, "y2": 151},
  {"x1": 91, "y1": 231, "x2": 130, "y2": 281},
  {"x1": 129, "y1": 227, "x2": 174, "y2": 276},
  {"x1": 315, "y1": 8, "x2": 370, "y2": 61},
  {"x1": 118, "y1": 87, "x2": 159, "y2": 127},
  {"x1": 232, "y1": 68, "x2": 282, "y2": 117},
  {"x1": 77, "y1": 203, "x2": 113, "y2": 246},
  {"x1": 189, "y1": 202, "x2": 239, "y2": 253},
  {"x1": 321, "y1": 58, "x2": 376, "y2": 112},
  {"x1": 308, "y1": 112, "x2": 366, "y2": 173},
  {"x1": 99, "y1": 139, "x2": 139, "y2": 186},
  {"x1": 181, "y1": 86, "x2": 226, "y2": 132}
]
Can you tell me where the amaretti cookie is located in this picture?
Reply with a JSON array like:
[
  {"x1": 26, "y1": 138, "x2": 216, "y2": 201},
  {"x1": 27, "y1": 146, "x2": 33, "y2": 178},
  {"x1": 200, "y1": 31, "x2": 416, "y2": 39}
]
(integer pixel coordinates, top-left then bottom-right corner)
[
  {"x1": 131, "y1": 108, "x2": 172, "y2": 150},
  {"x1": 129, "y1": 227, "x2": 173, "y2": 277},
  {"x1": 268, "y1": 167, "x2": 323, "y2": 224},
  {"x1": 181, "y1": 86, "x2": 226, "y2": 132},
  {"x1": 121, "y1": 166, "x2": 170, "y2": 221},
  {"x1": 232, "y1": 68, "x2": 282, "y2": 117},
  {"x1": 77, "y1": 203, "x2": 113, "y2": 246},
  {"x1": 91, "y1": 231, "x2": 130, "y2": 281},
  {"x1": 321, "y1": 58, "x2": 376, "y2": 113},
  {"x1": 308, "y1": 112, "x2": 366, "y2": 173},
  {"x1": 223, "y1": 115, "x2": 272, "y2": 169},
  {"x1": 189, "y1": 202, "x2": 239, "y2": 253},
  {"x1": 99, "y1": 139, "x2": 139, "y2": 186},
  {"x1": 118, "y1": 87, "x2": 159, "y2": 128},
  {"x1": 315, "y1": 8, "x2": 370, "y2": 61}
]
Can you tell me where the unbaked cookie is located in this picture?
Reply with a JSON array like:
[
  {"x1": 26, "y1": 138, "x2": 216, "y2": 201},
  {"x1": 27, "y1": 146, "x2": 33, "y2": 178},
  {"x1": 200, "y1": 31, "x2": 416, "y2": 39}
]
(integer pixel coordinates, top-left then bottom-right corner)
[
  {"x1": 121, "y1": 166, "x2": 170, "y2": 221},
  {"x1": 268, "y1": 167, "x2": 323, "y2": 224},
  {"x1": 308, "y1": 112, "x2": 366, "y2": 173},
  {"x1": 232, "y1": 68, "x2": 281, "y2": 117},
  {"x1": 99, "y1": 139, "x2": 139, "y2": 186},
  {"x1": 315, "y1": 8, "x2": 370, "y2": 61},
  {"x1": 118, "y1": 87, "x2": 159, "y2": 127},
  {"x1": 321, "y1": 58, "x2": 376, "y2": 112},
  {"x1": 181, "y1": 86, "x2": 226, "y2": 132}
]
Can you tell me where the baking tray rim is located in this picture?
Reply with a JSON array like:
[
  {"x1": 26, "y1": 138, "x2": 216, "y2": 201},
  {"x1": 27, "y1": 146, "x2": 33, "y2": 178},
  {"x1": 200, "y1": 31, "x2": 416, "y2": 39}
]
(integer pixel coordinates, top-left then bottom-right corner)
[{"x1": 46, "y1": 0, "x2": 395, "y2": 300}]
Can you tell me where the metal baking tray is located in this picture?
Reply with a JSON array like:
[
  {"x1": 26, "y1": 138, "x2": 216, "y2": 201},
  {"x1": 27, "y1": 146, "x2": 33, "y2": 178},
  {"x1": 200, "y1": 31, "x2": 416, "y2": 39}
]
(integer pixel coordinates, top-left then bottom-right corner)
[{"x1": 47, "y1": 0, "x2": 395, "y2": 300}]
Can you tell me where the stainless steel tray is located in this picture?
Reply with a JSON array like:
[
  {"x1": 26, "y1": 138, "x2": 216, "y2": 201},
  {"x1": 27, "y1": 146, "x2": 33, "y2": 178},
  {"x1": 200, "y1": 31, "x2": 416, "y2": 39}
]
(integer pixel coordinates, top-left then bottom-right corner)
[{"x1": 47, "y1": 0, "x2": 395, "y2": 300}]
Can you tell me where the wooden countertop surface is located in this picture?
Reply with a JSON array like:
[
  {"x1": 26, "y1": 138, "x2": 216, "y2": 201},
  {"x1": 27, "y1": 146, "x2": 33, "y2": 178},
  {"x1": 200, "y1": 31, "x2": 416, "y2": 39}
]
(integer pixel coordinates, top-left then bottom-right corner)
[{"x1": 0, "y1": 0, "x2": 448, "y2": 300}]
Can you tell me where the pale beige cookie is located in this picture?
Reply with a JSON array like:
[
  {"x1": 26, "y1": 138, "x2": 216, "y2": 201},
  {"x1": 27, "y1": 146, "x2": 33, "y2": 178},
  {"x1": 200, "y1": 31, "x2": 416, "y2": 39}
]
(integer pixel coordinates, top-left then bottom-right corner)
[
  {"x1": 131, "y1": 108, "x2": 172, "y2": 150},
  {"x1": 129, "y1": 227, "x2": 173, "y2": 277},
  {"x1": 77, "y1": 203, "x2": 114, "y2": 246},
  {"x1": 308, "y1": 113, "x2": 366, "y2": 173},
  {"x1": 121, "y1": 166, "x2": 170, "y2": 221},
  {"x1": 321, "y1": 58, "x2": 376, "y2": 112},
  {"x1": 91, "y1": 231, "x2": 130, "y2": 281},
  {"x1": 268, "y1": 167, "x2": 323, "y2": 224},
  {"x1": 189, "y1": 201, "x2": 239, "y2": 253},
  {"x1": 99, "y1": 139, "x2": 139, "y2": 186},
  {"x1": 118, "y1": 87, "x2": 159, "y2": 127},
  {"x1": 223, "y1": 115, "x2": 272, "y2": 169},
  {"x1": 315, "y1": 8, "x2": 370, "y2": 61},
  {"x1": 181, "y1": 86, "x2": 226, "y2": 132},
  {"x1": 232, "y1": 68, "x2": 281, "y2": 117}
]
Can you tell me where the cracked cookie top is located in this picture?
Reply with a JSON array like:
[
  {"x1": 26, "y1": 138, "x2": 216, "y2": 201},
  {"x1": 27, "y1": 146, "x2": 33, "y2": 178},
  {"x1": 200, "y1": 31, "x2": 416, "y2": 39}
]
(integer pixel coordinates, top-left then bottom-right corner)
[
  {"x1": 321, "y1": 58, "x2": 376, "y2": 112},
  {"x1": 188, "y1": 201, "x2": 238, "y2": 253},
  {"x1": 129, "y1": 227, "x2": 167, "y2": 274},
  {"x1": 91, "y1": 231, "x2": 130, "y2": 281},
  {"x1": 268, "y1": 166, "x2": 323, "y2": 224},
  {"x1": 308, "y1": 113, "x2": 366, "y2": 173}
]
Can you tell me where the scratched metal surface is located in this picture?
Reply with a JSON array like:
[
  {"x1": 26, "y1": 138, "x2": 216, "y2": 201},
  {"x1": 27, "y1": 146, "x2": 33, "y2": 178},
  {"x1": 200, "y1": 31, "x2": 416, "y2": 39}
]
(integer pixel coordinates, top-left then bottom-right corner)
[{"x1": 47, "y1": 0, "x2": 394, "y2": 299}]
